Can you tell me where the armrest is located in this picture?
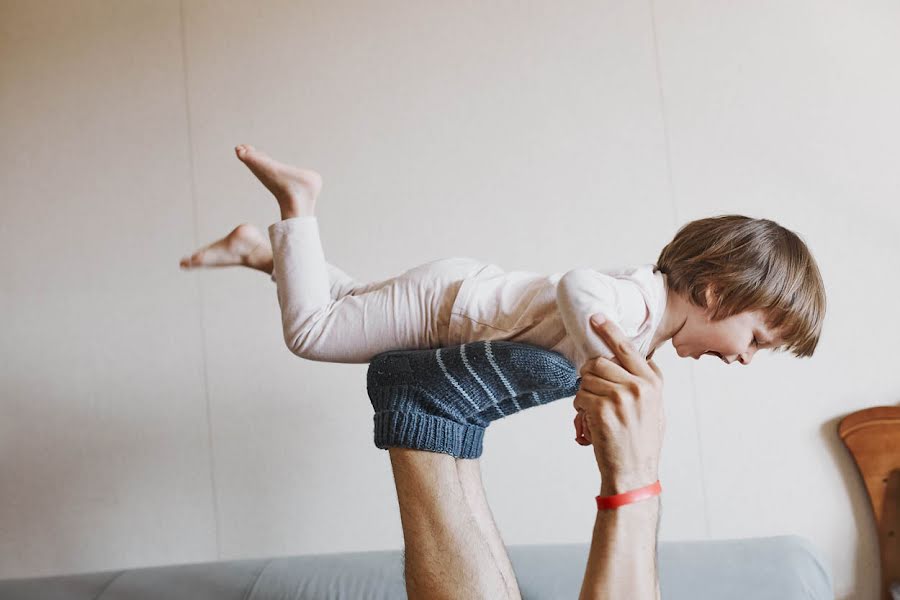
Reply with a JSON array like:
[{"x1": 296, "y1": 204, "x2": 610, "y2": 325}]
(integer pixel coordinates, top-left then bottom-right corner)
[{"x1": 839, "y1": 406, "x2": 900, "y2": 600}]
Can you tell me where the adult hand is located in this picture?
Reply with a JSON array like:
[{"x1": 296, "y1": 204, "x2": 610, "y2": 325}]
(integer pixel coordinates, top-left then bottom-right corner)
[{"x1": 572, "y1": 312, "x2": 665, "y2": 495}]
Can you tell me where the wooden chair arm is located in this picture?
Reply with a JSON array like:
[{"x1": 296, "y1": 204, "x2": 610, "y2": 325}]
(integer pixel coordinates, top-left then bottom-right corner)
[{"x1": 839, "y1": 406, "x2": 900, "y2": 600}]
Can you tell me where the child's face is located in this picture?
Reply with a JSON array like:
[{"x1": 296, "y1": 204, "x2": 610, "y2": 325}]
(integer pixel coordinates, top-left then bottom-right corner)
[{"x1": 672, "y1": 287, "x2": 782, "y2": 365}]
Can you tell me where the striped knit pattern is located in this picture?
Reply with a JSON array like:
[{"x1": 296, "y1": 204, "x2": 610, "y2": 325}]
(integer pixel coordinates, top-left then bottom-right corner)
[{"x1": 367, "y1": 341, "x2": 581, "y2": 458}]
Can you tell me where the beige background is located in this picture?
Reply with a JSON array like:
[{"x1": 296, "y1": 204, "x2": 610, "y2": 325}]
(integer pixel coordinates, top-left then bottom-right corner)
[{"x1": 2, "y1": 1, "x2": 898, "y2": 598}]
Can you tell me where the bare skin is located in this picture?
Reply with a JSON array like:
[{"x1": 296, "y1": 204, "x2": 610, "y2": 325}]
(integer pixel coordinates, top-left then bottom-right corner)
[
  {"x1": 390, "y1": 450, "x2": 521, "y2": 600},
  {"x1": 233, "y1": 144, "x2": 322, "y2": 220},
  {"x1": 179, "y1": 144, "x2": 321, "y2": 272},
  {"x1": 179, "y1": 223, "x2": 274, "y2": 273}
]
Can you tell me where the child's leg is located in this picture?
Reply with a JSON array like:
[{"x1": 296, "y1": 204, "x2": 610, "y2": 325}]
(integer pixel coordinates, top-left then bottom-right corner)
[
  {"x1": 179, "y1": 222, "x2": 377, "y2": 300},
  {"x1": 269, "y1": 216, "x2": 448, "y2": 363},
  {"x1": 179, "y1": 224, "x2": 274, "y2": 274},
  {"x1": 278, "y1": 257, "x2": 379, "y2": 299},
  {"x1": 233, "y1": 143, "x2": 457, "y2": 363}
]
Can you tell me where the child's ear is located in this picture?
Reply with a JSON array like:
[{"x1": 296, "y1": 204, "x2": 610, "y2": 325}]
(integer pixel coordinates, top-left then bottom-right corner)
[{"x1": 703, "y1": 283, "x2": 719, "y2": 312}]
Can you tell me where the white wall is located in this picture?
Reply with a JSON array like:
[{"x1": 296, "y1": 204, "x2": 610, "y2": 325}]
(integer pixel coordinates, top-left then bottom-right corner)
[{"x1": 1, "y1": 1, "x2": 897, "y2": 598}]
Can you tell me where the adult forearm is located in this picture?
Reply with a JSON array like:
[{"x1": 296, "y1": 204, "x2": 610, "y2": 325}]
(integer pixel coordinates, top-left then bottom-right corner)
[
  {"x1": 579, "y1": 497, "x2": 660, "y2": 600},
  {"x1": 573, "y1": 315, "x2": 666, "y2": 600}
]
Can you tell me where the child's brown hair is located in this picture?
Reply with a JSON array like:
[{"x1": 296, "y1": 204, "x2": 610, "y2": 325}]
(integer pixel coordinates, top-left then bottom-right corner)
[{"x1": 655, "y1": 214, "x2": 825, "y2": 357}]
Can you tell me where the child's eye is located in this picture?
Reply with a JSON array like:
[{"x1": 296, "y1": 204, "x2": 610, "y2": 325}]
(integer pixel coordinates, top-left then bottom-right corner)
[{"x1": 752, "y1": 337, "x2": 759, "y2": 347}]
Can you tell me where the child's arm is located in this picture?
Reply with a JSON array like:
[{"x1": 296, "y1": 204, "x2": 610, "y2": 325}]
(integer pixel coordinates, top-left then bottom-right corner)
[{"x1": 556, "y1": 268, "x2": 647, "y2": 367}]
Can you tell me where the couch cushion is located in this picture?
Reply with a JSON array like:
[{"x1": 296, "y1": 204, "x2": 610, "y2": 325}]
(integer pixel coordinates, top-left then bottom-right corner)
[{"x1": 0, "y1": 536, "x2": 832, "y2": 600}]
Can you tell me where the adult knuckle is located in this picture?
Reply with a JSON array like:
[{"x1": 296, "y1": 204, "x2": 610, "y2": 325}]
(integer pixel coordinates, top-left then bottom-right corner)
[
  {"x1": 626, "y1": 381, "x2": 642, "y2": 397},
  {"x1": 615, "y1": 340, "x2": 633, "y2": 355},
  {"x1": 574, "y1": 391, "x2": 595, "y2": 408},
  {"x1": 580, "y1": 358, "x2": 601, "y2": 375},
  {"x1": 583, "y1": 374, "x2": 605, "y2": 392}
]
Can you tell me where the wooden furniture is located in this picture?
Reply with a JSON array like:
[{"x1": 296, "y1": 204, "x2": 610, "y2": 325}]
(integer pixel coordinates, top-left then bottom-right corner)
[{"x1": 839, "y1": 406, "x2": 900, "y2": 600}]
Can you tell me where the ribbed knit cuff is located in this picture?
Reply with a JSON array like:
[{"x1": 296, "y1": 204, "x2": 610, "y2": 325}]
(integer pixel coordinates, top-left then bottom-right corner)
[{"x1": 372, "y1": 411, "x2": 485, "y2": 459}]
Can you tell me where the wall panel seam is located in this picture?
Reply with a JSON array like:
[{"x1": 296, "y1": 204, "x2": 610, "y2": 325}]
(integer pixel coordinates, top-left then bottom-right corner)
[
  {"x1": 178, "y1": 0, "x2": 223, "y2": 560},
  {"x1": 647, "y1": 0, "x2": 712, "y2": 538}
]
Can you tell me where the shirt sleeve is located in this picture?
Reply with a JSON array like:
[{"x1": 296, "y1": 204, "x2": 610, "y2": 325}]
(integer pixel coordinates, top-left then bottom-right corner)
[{"x1": 556, "y1": 268, "x2": 648, "y2": 367}]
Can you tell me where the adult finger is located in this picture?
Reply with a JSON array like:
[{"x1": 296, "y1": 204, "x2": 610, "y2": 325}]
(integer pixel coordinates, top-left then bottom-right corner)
[
  {"x1": 647, "y1": 358, "x2": 664, "y2": 382},
  {"x1": 578, "y1": 357, "x2": 632, "y2": 385},
  {"x1": 572, "y1": 389, "x2": 607, "y2": 413},
  {"x1": 589, "y1": 313, "x2": 657, "y2": 381},
  {"x1": 577, "y1": 374, "x2": 625, "y2": 404}
]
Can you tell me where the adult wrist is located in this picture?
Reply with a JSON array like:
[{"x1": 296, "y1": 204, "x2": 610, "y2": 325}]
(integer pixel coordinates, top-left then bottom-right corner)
[
  {"x1": 596, "y1": 480, "x2": 661, "y2": 510},
  {"x1": 600, "y1": 471, "x2": 659, "y2": 497}
]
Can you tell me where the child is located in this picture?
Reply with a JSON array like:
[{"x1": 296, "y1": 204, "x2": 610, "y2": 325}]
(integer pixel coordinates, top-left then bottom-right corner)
[{"x1": 181, "y1": 145, "x2": 825, "y2": 372}]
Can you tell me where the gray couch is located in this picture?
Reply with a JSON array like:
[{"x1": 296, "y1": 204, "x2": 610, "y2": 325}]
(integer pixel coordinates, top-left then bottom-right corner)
[{"x1": 0, "y1": 535, "x2": 832, "y2": 599}]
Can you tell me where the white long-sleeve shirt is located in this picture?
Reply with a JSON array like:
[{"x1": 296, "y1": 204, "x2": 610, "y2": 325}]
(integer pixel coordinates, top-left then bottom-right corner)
[{"x1": 446, "y1": 262, "x2": 668, "y2": 367}]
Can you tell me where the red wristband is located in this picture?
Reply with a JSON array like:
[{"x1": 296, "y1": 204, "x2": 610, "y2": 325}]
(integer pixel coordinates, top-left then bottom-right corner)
[{"x1": 595, "y1": 480, "x2": 662, "y2": 510}]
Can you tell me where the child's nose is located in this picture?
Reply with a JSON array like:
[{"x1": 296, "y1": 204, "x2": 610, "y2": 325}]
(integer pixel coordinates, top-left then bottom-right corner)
[{"x1": 737, "y1": 347, "x2": 757, "y2": 365}]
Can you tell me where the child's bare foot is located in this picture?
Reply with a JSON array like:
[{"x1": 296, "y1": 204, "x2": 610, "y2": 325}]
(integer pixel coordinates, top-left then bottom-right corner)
[
  {"x1": 234, "y1": 144, "x2": 322, "y2": 220},
  {"x1": 179, "y1": 223, "x2": 273, "y2": 273}
]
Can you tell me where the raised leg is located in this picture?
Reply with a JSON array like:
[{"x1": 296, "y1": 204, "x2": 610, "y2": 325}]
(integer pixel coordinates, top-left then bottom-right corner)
[
  {"x1": 179, "y1": 223, "x2": 371, "y2": 299},
  {"x1": 268, "y1": 216, "x2": 446, "y2": 363},
  {"x1": 219, "y1": 145, "x2": 444, "y2": 363},
  {"x1": 234, "y1": 144, "x2": 321, "y2": 221},
  {"x1": 388, "y1": 448, "x2": 514, "y2": 600},
  {"x1": 179, "y1": 223, "x2": 274, "y2": 274},
  {"x1": 182, "y1": 142, "x2": 323, "y2": 271},
  {"x1": 456, "y1": 458, "x2": 522, "y2": 600}
]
